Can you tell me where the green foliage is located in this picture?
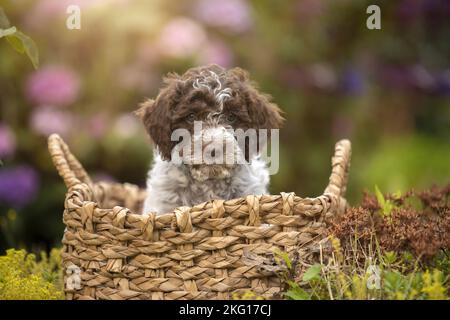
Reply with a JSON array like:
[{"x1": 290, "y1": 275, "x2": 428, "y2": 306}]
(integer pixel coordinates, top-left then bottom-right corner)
[
  {"x1": 273, "y1": 248, "x2": 292, "y2": 269},
  {"x1": 374, "y1": 185, "x2": 394, "y2": 217},
  {"x1": 279, "y1": 236, "x2": 449, "y2": 300},
  {"x1": 275, "y1": 197, "x2": 450, "y2": 302},
  {"x1": 0, "y1": 7, "x2": 39, "y2": 68},
  {"x1": 284, "y1": 281, "x2": 310, "y2": 300},
  {"x1": 302, "y1": 264, "x2": 322, "y2": 282},
  {"x1": 0, "y1": 248, "x2": 63, "y2": 300},
  {"x1": 383, "y1": 251, "x2": 398, "y2": 265}
]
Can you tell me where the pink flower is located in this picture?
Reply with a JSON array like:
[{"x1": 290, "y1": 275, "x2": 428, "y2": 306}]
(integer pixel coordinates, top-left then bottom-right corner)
[
  {"x1": 194, "y1": 0, "x2": 252, "y2": 33},
  {"x1": 157, "y1": 17, "x2": 207, "y2": 58},
  {"x1": 295, "y1": 0, "x2": 325, "y2": 21},
  {"x1": 30, "y1": 107, "x2": 74, "y2": 137},
  {"x1": 113, "y1": 114, "x2": 140, "y2": 139},
  {"x1": 0, "y1": 124, "x2": 16, "y2": 158},
  {"x1": 199, "y1": 40, "x2": 234, "y2": 68},
  {"x1": 87, "y1": 113, "x2": 108, "y2": 138},
  {"x1": 118, "y1": 64, "x2": 157, "y2": 92},
  {"x1": 136, "y1": 42, "x2": 161, "y2": 66},
  {"x1": 26, "y1": 65, "x2": 80, "y2": 107},
  {"x1": 309, "y1": 64, "x2": 337, "y2": 90}
]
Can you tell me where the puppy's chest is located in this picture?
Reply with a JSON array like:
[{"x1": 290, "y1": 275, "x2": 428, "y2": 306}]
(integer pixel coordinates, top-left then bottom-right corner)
[{"x1": 181, "y1": 179, "x2": 233, "y2": 205}]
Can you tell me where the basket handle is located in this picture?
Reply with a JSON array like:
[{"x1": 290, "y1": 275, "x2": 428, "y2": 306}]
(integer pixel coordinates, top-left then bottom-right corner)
[
  {"x1": 48, "y1": 134, "x2": 93, "y2": 189},
  {"x1": 324, "y1": 139, "x2": 352, "y2": 199}
]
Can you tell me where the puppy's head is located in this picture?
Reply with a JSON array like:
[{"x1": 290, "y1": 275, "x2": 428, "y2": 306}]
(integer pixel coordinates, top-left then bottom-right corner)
[{"x1": 136, "y1": 64, "x2": 284, "y2": 180}]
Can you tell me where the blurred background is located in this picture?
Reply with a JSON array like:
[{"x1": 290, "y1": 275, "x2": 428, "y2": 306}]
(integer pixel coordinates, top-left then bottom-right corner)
[{"x1": 0, "y1": 0, "x2": 449, "y2": 253}]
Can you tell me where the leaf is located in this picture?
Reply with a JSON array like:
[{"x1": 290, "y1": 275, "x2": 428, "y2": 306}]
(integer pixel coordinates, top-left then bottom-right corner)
[
  {"x1": 0, "y1": 26, "x2": 16, "y2": 38},
  {"x1": 384, "y1": 251, "x2": 397, "y2": 264},
  {"x1": 375, "y1": 185, "x2": 386, "y2": 207},
  {"x1": 0, "y1": 7, "x2": 10, "y2": 28},
  {"x1": 375, "y1": 185, "x2": 393, "y2": 217},
  {"x1": 273, "y1": 249, "x2": 291, "y2": 269},
  {"x1": 284, "y1": 282, "x2": 310, "y2": 300},
  {"x1": 284, "y1": 289, "x2": 310, "y2": 300},
  {"x1": 383, "y1": 271, "x2": 404, "y2": 293},
  {"x1": 6, "y1": 30, "x2": 39, "y2": 68},
  {"x1": 392, "y1": 190, "x2": 402, "y2": 200},
  {"x1": 302, "y1": 264, "x2": 322, "y2": 282},
  {"x1": 6, "y1": 30, "x2": 26, "y2": 54}
]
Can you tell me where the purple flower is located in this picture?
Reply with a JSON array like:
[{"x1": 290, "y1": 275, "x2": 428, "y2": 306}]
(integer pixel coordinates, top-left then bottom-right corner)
[
  {"x1": 26, "y1": 65, "x2": 80, "y2": 107},
  {"x1": 435, "y1": 69, "x2": 450, "y2": 96},
  {"x1": 396, "y1": 0, "x2": 450, "y2": 23},
  {"x1": 0, "y1": 124, "x2": 16, "y2": 158},
  {"x1": 194, "y1": 0, "x2": 252, "y2": 33},
  {"x1": 157, "y1": 18, "x2": 207, "y2": 58},
  {"x1": 198, "y1": 40, "x2": 234, "y2": 67},
  {"x1": 395, "y1": 0, "x2": 423, "y2": 22},
  {"x1": 423, "y1": 0, "x2": 450, "y2": 19},
  {"x1": 379, "y1": 65, "x2": 437, "y2": 92},
  {"x1": 378, "y1": 65, "x2": 411, "y2": 90},
  {"x1": 30, "y1": 107, "x2": 74, "y2": 137},
  {"x1": 0, "y1": 166, "x2": 39, "y2": 208},
  {"x1": 340, "y1": 68, "x2": 365, "y2": 96},
  {"x1": 409, "y1": 65, "x2": 435, "y2": 91}
]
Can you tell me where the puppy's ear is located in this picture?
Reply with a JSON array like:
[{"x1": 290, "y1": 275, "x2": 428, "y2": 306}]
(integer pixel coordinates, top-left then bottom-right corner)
[
  {"x1": 230, "y1": 68, "x2": 284, "y2": 130},
  {"x1": 229, "y1": 67, "x2": 250, "y2": 82},
  {"x1": 134, "y1": 99, "x2": 154, "y2": 119},
  {"x1": 136, "y1": 96, "x2": 174, "y2": 160},
  {"x1": 236, "y1": 77, "x2": 284, "y2": 159},
  {"x1": 245, "y1": 85, "x2": 285, "y2": 131},
  {"x1": 136, "y1": 73, "x2": 184, "y2": 160}
]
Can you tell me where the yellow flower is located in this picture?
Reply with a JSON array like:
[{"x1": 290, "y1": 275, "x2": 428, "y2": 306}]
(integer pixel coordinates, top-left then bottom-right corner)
[
  {"x1": 421, "y1": 270, "x2": 447, "y2": 300},
  {"x1": 7, "y1": 209, "x2": 17, "y2": 221}
]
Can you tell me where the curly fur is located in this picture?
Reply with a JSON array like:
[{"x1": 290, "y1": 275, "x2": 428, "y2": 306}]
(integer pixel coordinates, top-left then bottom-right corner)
[{"x1": 137, "y1": 64, "x2": 284, "y2": 214}]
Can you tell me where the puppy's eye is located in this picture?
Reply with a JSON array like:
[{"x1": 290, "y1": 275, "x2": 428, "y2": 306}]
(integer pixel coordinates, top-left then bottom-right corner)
[
  {"x1": 187, "y1": 113, "x2": 196, "y2": 122},
  {"x1": 227, "y1": 114, "x2": 236, "y2": 123}
]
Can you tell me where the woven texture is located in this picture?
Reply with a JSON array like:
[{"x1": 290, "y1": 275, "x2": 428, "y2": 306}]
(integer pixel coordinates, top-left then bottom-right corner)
[{"x1": 48, "y1": 134, "x2": 351, "y2": 300}]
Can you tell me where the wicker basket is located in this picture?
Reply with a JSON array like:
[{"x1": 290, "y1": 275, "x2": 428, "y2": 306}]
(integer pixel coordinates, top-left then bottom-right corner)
[{"x1": 48, "y1": 134, "x2": 351, "y2": 300}]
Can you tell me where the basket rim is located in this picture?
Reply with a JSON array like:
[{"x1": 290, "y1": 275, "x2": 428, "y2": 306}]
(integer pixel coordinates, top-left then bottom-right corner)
[
  {"x1": 64, "y1": 183, "x2": 342, "y2": 233},
  {"x1": 49, "y1": 134, "x2": 352, "y2": 224}
]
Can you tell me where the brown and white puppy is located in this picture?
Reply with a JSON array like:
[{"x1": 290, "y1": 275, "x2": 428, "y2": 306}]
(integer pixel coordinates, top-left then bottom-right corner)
[{"x1": 136, "y1": 64, "x2": 283, "y2": 214}]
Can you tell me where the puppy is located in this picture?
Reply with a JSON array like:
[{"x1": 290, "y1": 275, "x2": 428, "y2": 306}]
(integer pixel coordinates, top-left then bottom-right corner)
[{"x1": 136, "y1": 65, "x2": 284, "y2": 214}]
